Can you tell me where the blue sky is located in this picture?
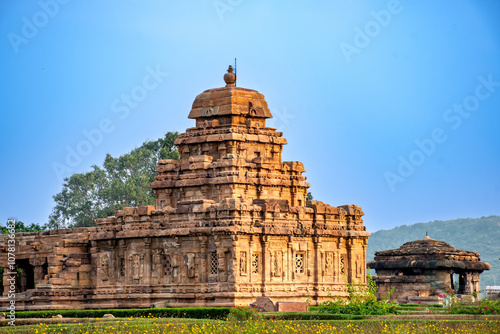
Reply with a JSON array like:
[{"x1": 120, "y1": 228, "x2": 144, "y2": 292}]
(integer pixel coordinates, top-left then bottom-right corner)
[{"x1": 1, "y1": 0, "x2": 499, "y2": 232}]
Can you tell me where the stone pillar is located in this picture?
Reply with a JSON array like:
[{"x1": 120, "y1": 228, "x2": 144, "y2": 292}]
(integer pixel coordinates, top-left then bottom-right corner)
[
  {"x1": 119, "y1": 240, "x2": 127, "y2": 285},
  {"x1": 228, "y1": 235, "x2": 238, "y2": 283},
  {"x1": 199, "y1": 236, "x2": 208, "y2": 283},
  {"x1": 314, "y1": 237, "x2": 322, "y2": 289},
  {"x1": 90, "y1": 241, "x2": 99, "y2": 288},
  {"x1": 143, "y1": 238, "x2": 151, "y2": 285},
  {"x1": 346, "y1": 239, "x2": 353, "y2": 283},
  {"x1": 249, "y1": 236, "x2": 254, "y2": 283},
  {"x1": 107, "y1": 240, "x2": 116, "y2": 287},
  {"x1": 3, "y1": 267, "x2": 12, "y2": 296},
  {"x1": 307, "y1": 240, "x2": 313, "y2": 284},
  {"x1": 336, "y1": 238, "x2": 343, "y2": 283},
  {"x1": 261, "y1": 235, "x2": 270, "y2": 287},
  {"x1": 287, "y1": 237, "x2": 293, "y2": 282},
  {"x1": 362, "y1": 238, "x2": 368, "y2": 284}
]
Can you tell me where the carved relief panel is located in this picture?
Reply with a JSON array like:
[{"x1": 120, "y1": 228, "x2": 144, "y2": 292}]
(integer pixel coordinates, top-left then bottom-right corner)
[
  {"x1": 251, "y1": 252, "x2": 259, "y2": 274},
  {"x1": 271, "y1": 250, "x2": 283, "y2": 277},
  {"x1": 130, "y1": 253, "x2": 142, "y2": 281},
  {"x1": 240, "y1": 251, "x2": 247, "y2": 276},
  {"x1": 324, "y1": 251, "x2": 334, "y2": 277},
  {"x1": 185, "y1": 253, "x2": 196, "y2": 279},
  {"x1": 99, "y1": 252, "x2": 110, "y2": 281},
  {"x1": 152, "y1": 249, "x2": 162, "y2": 279},
  {"x1": 355, "y1": 254, "x2": 363, "y2": 278}
]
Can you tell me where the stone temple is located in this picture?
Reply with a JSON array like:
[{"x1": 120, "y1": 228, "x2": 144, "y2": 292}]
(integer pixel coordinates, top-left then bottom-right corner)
[
  {"x1": 0, "y1": 67, "x2": 370, "y2": 310},
  {"x1": 368, "y1": 235, "x2": 490, "y2": 304}
]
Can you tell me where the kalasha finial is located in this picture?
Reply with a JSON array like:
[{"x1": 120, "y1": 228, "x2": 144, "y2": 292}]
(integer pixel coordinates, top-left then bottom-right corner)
[{"x1": 224, "y1": 65, "x2": 236, "y2": 87}]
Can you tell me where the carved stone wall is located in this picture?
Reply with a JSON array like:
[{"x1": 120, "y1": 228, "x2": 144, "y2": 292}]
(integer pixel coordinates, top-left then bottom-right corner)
[{"x1": 0, "y1": 68, "x2": 369, "y2": 310}]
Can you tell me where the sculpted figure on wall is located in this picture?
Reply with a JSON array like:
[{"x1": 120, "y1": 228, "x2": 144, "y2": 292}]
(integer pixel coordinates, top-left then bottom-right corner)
[
  {"x1": 100, "y1": 253, "x2": 110, "y2": 281},
  {"x1": 240, "y1": 251, "x2": 247, "y2": 275},
  {"x1": 185, "y1": 253, "x2": 196, "y2": 278},
  {"x1": 325, "y1": 251, "x2": 333, "y2": 276},
  {"x1": 130, "y1": 254, "x2": 142, "y2": 280},
  {"x1": 152, "y1": 249, "x2": 162, "y2": 278},
  {"x1": 271, "y1": 251, "x2": 282, "y2": 277}
]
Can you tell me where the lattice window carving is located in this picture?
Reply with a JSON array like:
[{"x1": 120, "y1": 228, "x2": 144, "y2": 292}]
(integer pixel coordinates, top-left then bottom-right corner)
[
  {"x1": 163, "y1": 254, "x2": 172, "y2": 276},
  {"x1": 294, "y1": 253, "x2": 304, "y2": 274},
  {"x1": 251, "y1": 253, "x2": 259, "y2": 274},
  {"x1": 340, "y1": 255, "x2": 345, "y2": 275},
  {"x1": 120, "y1": 258, "x2": 125, "y2": 277},
  {"x1": 210, "y1": 252, "x2": 219, "y2": 275}
]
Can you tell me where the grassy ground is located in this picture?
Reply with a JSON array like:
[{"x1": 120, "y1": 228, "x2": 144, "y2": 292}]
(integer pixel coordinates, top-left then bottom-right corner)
[{"x1": 0, "y1": 317, "x2": 498, "y2": 334}]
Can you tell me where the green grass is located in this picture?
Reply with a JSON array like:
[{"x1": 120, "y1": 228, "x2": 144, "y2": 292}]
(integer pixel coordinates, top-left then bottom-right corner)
[{"x1": 0, "y1": 318, "x2": 498, "y2": 334}]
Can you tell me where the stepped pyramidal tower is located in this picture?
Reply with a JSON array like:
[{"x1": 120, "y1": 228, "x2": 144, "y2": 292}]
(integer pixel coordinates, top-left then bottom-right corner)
[{"x1": 0, "y1": 67, "x2": 370, "y2": 309}]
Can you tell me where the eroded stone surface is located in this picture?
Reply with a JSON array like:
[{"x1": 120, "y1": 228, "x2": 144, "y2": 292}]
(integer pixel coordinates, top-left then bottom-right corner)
[
  {"x1": 276, "y1": 302, "x2": 308, "y2": 312},
  {"x1": 250, "y1": 296, "x2": 276, "y2": 312},
  {"x1": 0, "y1": 68, "x2": 369, "y2": 310}
]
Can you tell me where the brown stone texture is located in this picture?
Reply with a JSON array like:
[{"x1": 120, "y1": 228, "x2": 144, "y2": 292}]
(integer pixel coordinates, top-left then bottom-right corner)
[
  {"x1": 276, "y1": 302, "x2": 308, "y2": 312},
  {"x1": 250, "y1": 296, "x2": 276, "y2": 312},
  {"x1": 0, "y1": 70, "x2": 369, "y2": 310},
  {"x1": 367, "y1": 236, "x2": 491, "y2": 304}
]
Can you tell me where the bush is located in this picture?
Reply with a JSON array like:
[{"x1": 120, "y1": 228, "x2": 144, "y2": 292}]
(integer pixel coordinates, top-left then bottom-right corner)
[
  {"x1": 227, "y1": 306, "x2": 263, "y2": 321},
  {"x1": 15, "y1": 307, "x2": 231, "y2": 319},
  {"x1": 448, "y1": 299, "x2": 500, "y2": 315},
  {"x1": 318, "y1": 273, "x2": 398, "y2": 315}
]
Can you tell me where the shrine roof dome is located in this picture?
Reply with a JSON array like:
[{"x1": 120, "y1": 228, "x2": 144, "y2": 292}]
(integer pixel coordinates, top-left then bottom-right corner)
[
  {"x1": 188, "y1": 66, "x2": 272, "y2": 119},
  {"x1": 367, "y1": 235, "x2": 491, "y2": 271}
]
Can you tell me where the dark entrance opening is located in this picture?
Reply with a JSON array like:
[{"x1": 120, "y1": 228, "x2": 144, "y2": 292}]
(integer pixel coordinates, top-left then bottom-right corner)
[{"x1": 16, "y1": 259, "x2": 35, "y2": 292}]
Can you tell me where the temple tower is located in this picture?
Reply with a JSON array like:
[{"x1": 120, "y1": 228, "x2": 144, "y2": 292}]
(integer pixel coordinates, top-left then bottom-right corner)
[{"x1": 152, "y1": 66, "x2": 309, "y2": 209}]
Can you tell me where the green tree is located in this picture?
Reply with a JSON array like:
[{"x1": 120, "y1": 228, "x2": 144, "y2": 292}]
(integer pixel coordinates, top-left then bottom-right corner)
[
  {"x1": 306, "y1": 192, "x2": 313, "y2": 201},
  {"x1": 1, "y1": 220, "x2": 46, "y2": 234},
  {"x1": 48, "y1": 132, "x2": 179, "y2": 229}
]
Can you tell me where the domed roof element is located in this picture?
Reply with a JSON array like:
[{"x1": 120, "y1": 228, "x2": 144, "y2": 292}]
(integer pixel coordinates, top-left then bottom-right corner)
[{"x1": 367, "y1": 234, "x2": 491, "y2": 271}]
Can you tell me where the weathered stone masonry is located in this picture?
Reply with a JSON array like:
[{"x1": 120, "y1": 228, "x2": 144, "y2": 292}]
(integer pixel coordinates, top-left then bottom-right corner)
[{"x1": 0, "y1": 67, "x2": 370, "y2": 310}]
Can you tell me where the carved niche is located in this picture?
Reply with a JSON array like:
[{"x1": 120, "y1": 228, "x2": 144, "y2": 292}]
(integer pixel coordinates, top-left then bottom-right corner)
[
  {"x1": 271, "y1": 251, "x2": 283, "y2": 277},
  {"x1": 239, "y1": 251, "x2": 247, "y2": 276},
  {"x1": 152, "y1": 249, "x2": 162, "y2": 279},
  {"x1": 325, "y1": 251, "x2": 334, "y2": 276},
  {"x1": 100, "y1": 252, "x2": 110, "y2": 281},
  {"x1": 185, "y1": 253, "x2": 196, "y2": 278},
  {"x1": 356, "y1": 254, "x2": 363, "y2": 278},
  {"x1": 129, "y1": 253, "x2": 142, "y2": 280}
]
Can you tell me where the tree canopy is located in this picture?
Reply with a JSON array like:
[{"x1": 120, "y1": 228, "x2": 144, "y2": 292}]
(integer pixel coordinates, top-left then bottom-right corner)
[
  {"x1": 1, "y1": 220, "x2": 46, "y2": 234},
  {"x1": 48, "y1": 132, "x2": 179, "y2": 229}
]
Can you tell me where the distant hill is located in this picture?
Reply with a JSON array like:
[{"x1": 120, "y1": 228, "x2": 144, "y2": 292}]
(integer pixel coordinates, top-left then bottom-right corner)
[{"x1": 367, "y1": 215, "x2": 500, "y2": 291}]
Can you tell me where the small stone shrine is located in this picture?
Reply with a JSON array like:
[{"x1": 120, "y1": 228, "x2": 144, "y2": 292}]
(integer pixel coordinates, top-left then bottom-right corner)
[
  {"x1": 0, "y1": 66, "x2": 370, "y2": 310},
  {"x1": 367, "y1": 235, "x2": 490, "y2": 304}
]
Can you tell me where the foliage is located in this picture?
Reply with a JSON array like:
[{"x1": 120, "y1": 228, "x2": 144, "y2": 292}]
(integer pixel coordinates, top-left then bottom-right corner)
[
  {"x1": 448, "y1": 299, "x2": 500, "y2": 315},
  {"x1": 0, "y1": 220, "x2": 46, "y2": 234},
  {"x1": 367, "y1": 215, "x2": 500, "y2": 292},
  {"x1": 264, "y1": 312, "x2": 367, "y2": 320},
  {"x1": 48, "y1": 132, "x2": 179, "y2": 229},
  {"x1": 16, "y1": 318, "x2": 500, "y2": 334},
  {"x1": 306, "y1": 192, "x2": 313, "y2": 201},
  {"x1": 15, "y1": 307, "x2": 230, "y2": 319},
  {"x1": 227, "y1": 306, "x2": 263, "y2": 321},
  {"x1": 318, "y1": 274, "x2": 398, "y2": 315}
]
